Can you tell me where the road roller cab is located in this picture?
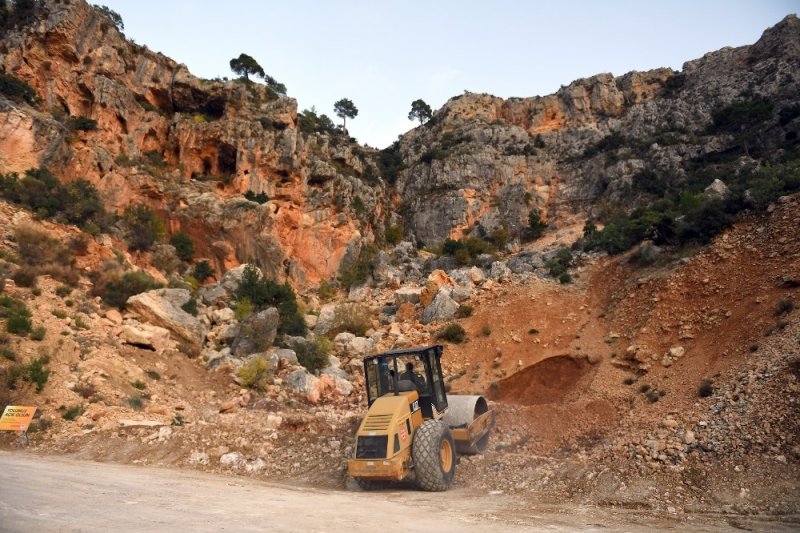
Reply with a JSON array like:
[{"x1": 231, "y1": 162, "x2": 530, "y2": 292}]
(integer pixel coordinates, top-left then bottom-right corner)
[{"x1": 347, "y1": 345, "x2": 495, "y2": 491}]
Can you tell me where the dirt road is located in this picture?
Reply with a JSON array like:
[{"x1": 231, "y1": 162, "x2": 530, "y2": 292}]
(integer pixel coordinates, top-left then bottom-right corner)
[{"x1": 0, "y1": 452, "x2": 792, "y2": 532}]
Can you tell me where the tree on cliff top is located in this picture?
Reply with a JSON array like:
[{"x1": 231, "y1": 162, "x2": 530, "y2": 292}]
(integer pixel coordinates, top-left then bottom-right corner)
[
  {"x1": 230, "y1": 53, "x2": 266, "y2": 81},
  {"x1": 94, "y1": 5, "x2": 124, "y2": 31},
  {"x1": 334, "y1": 98, "x2": 358, "y2": 131},
  {"x1": 409, "y1": 99, "x2": 433, "y2": 125}
]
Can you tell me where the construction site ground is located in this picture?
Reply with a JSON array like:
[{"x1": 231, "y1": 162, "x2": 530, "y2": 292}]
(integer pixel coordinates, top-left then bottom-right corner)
[{"x1": 1, "y1": 197, "x2": 799, "y2": 529}]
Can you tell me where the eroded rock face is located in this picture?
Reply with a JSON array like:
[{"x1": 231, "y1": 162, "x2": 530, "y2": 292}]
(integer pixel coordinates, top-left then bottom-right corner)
[
  {"x1": 0, "y1": 0, "x2": 386, "y2": 286},
  {"x1": 390, "y1": 15, "x2": 800, "y2": 246}
]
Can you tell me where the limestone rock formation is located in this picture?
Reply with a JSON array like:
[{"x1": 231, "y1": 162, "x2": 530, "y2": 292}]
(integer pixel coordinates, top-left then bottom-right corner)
[{"x1": 126, "y1": 289, "x2": 207, "y2": 351}]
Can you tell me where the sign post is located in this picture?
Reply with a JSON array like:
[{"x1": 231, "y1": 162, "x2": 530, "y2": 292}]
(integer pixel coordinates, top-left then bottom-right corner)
[{"x1": 0, "y1": 406, "x2": 37, "y2": 447}]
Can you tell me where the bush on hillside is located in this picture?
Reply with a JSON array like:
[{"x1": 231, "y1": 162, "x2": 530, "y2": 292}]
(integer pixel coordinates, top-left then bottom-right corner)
[
  {"x1": 295, "y1": 335, "x2": 330, "y2": 373},
  {"x1": 235, "y1": 264, "x2": 306, "y2": 336},
  {"x1": 122, "y1": 203, "x2": 165, "y2": 252},
  {"x1": 0, "y1": 169, "x2": 107, "y2": 231},
  {"x1": 192, "y1": 260, "x2": 215, "y2": 283},
  {"x1": 101, "y1": 270, "x2": 161, "y2": 309},
  {"x1": 169, "y1": 232, "x2": 194, "y2": 262},
  {"x1": 331, "y1": 303, "x2": 371, "y2": 337},
  {"x1": 0, "y1": 72, "x2": 39, "y2": 105}
]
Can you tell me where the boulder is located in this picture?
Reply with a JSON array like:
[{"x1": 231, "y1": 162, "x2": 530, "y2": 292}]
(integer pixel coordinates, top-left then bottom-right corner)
[
  {"x1": 704, "y1": 178, "x2": 730, "y2": 200},
  {"x1": 421, "y1": 288, "x2": 459, "y2": 324},
  {"x1": 219, "y1": 451, "x2": 245, "y2": 469},
  {"x1": 314, "y1": 303, "x2": 337, "y2": 335},
  {"x1": 469, "y1": 266, "x2": 486, "y2": 284},
  {"x1": 230, "y1": 308, "x2": 280, "y2": 357},
  {"x1": 211, "y1": 307, "x2": 235, "y2": 324},
  {"x1": 451, "y1": 286, "x2": 472, "y2": 303},
  {"x1": 200, "y1": 284, "x2": 227, "y2": 306},
  {"x1": 394, "y1": 286, "x2": 423, "y2": 306},
  {"x1": 126, "y1": 289, "x2": 208, "y2": 352},
  {"x1": 304, "y1": 314, "x2": 318, "y2": 329},
  {"x1": 220, "y1": 264, "x2": 258, "y2": 294},
  {"x1": 349, "y1": 336, "x2": 373, "y2": 355},
  {"x1": 507, "y1": 251, "x2": 544, "y2": 274},
  {"x1": 489, "y1": 261, "x2": 511, "y2": 280},
  {"x1": 276, "y1": 348, "x2": 298, "y2": 365},
  {"x1": 120, "y1": 323, "x2": 172, "y2": 352},
  {"x1": 285, "y1": 369, "x2": 322, "y2": 403},
  {"x1": 348, "y1": 284, "x2": 371, "y2": 302},
  {"x1": 105, "y1": 309, "x2": 123, "y2": 325}
]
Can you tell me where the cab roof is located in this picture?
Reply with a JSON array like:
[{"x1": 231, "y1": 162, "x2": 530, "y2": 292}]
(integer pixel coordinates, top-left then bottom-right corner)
[{"x1": 362, "y1": 344, "x2": 442, "y2": 363}]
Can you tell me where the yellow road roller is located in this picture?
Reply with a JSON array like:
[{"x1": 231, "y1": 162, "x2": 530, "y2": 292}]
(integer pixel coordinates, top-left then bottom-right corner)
[{"x1": 347, "y1": 345, "x2": 495, "y2": 491}]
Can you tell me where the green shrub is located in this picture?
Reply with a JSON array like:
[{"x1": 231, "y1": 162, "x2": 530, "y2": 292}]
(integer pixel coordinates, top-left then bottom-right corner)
[
  {"x1": 11, "y1": 268, "x2": 37, "y2": 287},
  {"x1": 295, "y1": 335, "x2": 330, "y2": 373},
  {"x1": 525, "y1": 209, "x2": 547, "y2": 241},
  {"x1": 5, "y1": 364, "x2": 24, "y2": 390},
  {"x1": 546, "y1": 247, "x2": 573, "y2": 278},
  {"x1": 122, "y1": 203, "x2": 165, "y2": 252},
  {"x1": 331, "y1": 303, "x2": 371, "y2": 336},
  {"x1": 31, "y1": 287, "x2": 41, "y2": 296},
  {"x1": 234, "y1": 297, "x2": 254, "y2": 321},
  {"x1": 437, "y1": 323, "x2": 466, "y2": 343},
  {"x1": 30, "y1": 326, "x2": 46, "y2": 341},
  {"x1": 338, "y1": 243, "x2": 377, "y2": 290},
  {"x1": 237, "y1": 355, "x2": 272, "y2": 390},
  {"x1": 0, "y1": 72, "x2": 39, "y2": 105},
  {"x1": 481, "y1": 324, "x2": 492, "y2": 336},
  {"x1": 0, "y1": 170, "x2": 107, "y2": 231},
  {"x1": 192, "y1": 260, "x2": 215, "y2": 283},
  {"x1": 455, "y1": 304, "x2": 473, "y2": 318},
  {"x1": 66, "y1": 116, "x2": 98, "y2": 132},
  {"x1": 528, "y1": 328, "x2": 539, "y2": 335},
  {"x1": 385, "y1": 224, "x2": 404, "y2": 245},
  {"x1": 318, "y1": 281, "x2": 336, "y2": 301},
  {"x1": 235, "y1": 264, "x2": 306, "y2": 336},
  {"x1": 440, "y1": 237, "x2": 494, "y2": 266},
  {"x1": 377, "y1": 142, "x2": 405, "y2": 184},
  {"x1": 181, "y1": 297, "x2": 198, "y2": 316},
  {"x1": 73, "y1": 382, "x2": 96, "y2": 399},
  {"x1": 244, "y1": 191, "x2": 269, "y2": 204},
  {"x1": 698, "y1": 379, "x2": 714, "y2": 398},
  {"x1": 711, "y1": 98, "x2": 774, "y2": 133},
  {"x1": 1, "y1": 347, "x2": 16, "y2": 361},
  {"x1": 52, "y1": 309, "x2": 68, "y2": 319},
  {"x1": 101, "y1": 270, "x2": 161, "y2": 309},
  {"x1": 5, "y1": 304, "x2": 32, "y2": 335},
  {"x1": 131, "y1": 380, "x2": 147, "y2": 390},
  {"x1": 55, "y1": 285, "x2": 72, "y2": 297},
  {"x1": 24, "y1": 355, "x2": 50, "y2": 392},
  {"x1": 639, "y1": 383, "x2": 651, "y2": 394},
  {"x1": 558, "y1": 272, "x2": 572, "y2": 284},
  {"x1": 126, "y1": 395, "x2": 145, "y2": 411},
  {"x1": 774, "y1": 298, "x2": 795, "y2": 317},
  {"x1": 146, "y1": 370, "x2": 161, "y2": 380},
  {"x1": 170, "y1": 232, "x2": 194, "y2": 261},
  {"x1": 59, "y1": 404, "x2": 84, "y2": 421}
]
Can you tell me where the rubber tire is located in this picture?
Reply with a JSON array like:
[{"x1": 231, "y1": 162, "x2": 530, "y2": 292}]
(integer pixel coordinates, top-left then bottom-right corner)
[
  {"x1": 412, "y1": 420, "x2": 456, "y2": 491},
  {"x1": 354, "y1": 477, "x2": 382, "y2": 491}
]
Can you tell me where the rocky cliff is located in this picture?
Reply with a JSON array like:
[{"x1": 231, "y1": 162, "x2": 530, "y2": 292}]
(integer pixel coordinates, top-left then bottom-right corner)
[
  {"x1": 392, "y1": 15, "x2": 800, "y2": 245},
  {"x1": 0, "y1": 0, "x2": 386, "y2": 284}
]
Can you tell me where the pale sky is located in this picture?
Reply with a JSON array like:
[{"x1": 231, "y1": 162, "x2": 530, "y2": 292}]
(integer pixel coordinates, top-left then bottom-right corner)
[{"x1": 99, "y1": 1, "x2": 797, "y2": 148}]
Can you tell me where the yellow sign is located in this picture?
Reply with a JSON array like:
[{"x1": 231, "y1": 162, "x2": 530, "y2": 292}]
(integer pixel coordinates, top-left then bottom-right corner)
[{"x1": 0, "y1": 406, "x2": 37, "y2": 432}]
